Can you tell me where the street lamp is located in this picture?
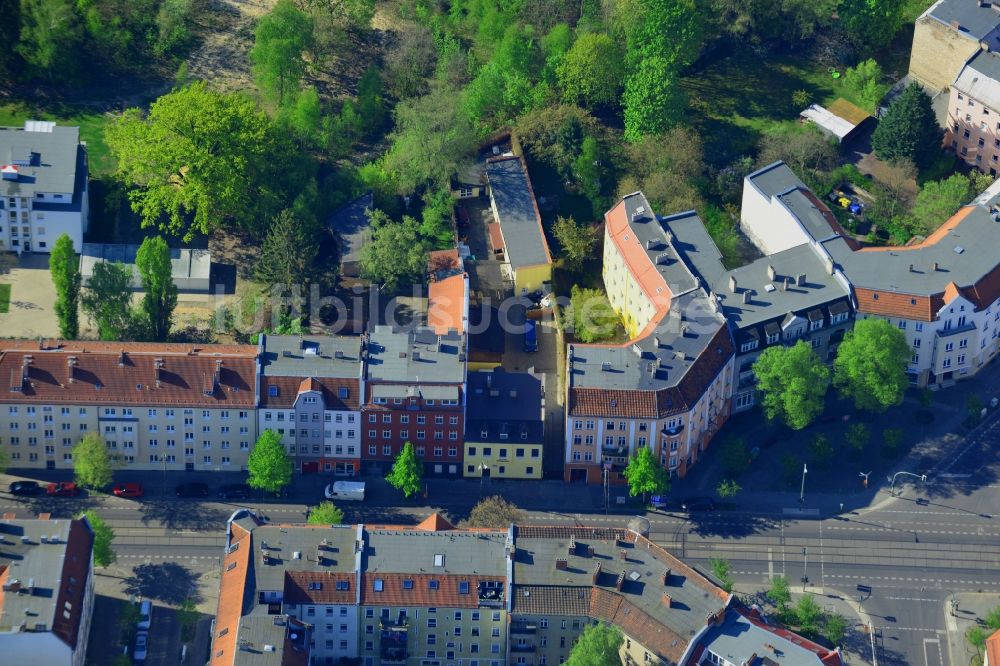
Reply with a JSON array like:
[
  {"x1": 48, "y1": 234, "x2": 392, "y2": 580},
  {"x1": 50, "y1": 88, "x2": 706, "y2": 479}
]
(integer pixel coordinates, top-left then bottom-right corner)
[
  {"x1": 859, "y1": 470, "x2": 872, "y2": 488},
  {"x1": 479, "y1": 463, "x2": 489, "y2": 496},
  {"x1": 799, "y1": 464, "x2": 808, "y2": 505},
  {"x1": 887, "y1": 471, "x2": 927, "y2": 497}
]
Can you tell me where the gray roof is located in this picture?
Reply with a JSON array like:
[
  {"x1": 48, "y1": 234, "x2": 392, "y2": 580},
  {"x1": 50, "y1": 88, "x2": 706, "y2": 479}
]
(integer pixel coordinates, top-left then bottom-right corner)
[
  {"x1": 485, "y1": 157, "x2": 551, "y2": 270},
  {"x1": 746, "y1": 161, "x2": 805, "y2": 200},
  {"x1": 260, "y1": 334, "x2": 364, "y2": 379},
  {"x1": 698, "y1": 609, "x2": 835, "y2": 666},
  {"x1": 927, "y1": 0, "x2": 1000, "y2": 40},
  {"x1": 231, "y1": 615, "x2": 311, "y2": 666},
  {"x1": 327, "y1": 192, "x2": 373, "y2": 266},
  {"x1": 364, "y1": 529, "x2": 508, "y2": 575},
  {"x1": 954, "y1": 49, "x2": 1000, "y2": 109},
  {"x1": 621, "y1": 193, "x2": 701, "y2": 294},
  {"x1": 371, "y1": 384, "x2": 459, "y2": 401},
  {"x1": 366, "y1": 326, "x2": 465, "y2": 385},
  {"x1": 466, "y1": 369, "x2": 544, "y2": 444},
  {"x1": 0, "y1": 122, "x2": 82, "y2": 198},
  {"x1": 251, "y1": 523, "x2": 361, "y2": 593},
  {"x1": 79, "y1": 243, "x2": 211, "y2": 291}
]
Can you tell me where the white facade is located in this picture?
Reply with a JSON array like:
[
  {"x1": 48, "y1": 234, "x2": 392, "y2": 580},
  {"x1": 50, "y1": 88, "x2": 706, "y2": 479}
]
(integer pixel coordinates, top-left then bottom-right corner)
[
  {"x1": 259, "y1": 405, "x2": 363, "y2": 475},
  {"x1": 739, "y1": 180, "x2": 811, "y2": 255}
]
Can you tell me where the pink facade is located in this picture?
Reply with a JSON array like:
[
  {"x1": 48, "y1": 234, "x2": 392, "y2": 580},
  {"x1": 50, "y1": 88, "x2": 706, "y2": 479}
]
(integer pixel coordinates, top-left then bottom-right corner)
[{"x1": 947, "y1": 86, "x2": 1000, "y2": 174}]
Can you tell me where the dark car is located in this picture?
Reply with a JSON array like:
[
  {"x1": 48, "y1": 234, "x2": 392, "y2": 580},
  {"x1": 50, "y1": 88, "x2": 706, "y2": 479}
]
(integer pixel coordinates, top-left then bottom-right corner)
[
  {"x1": 175, "y1": 482, "x2": 210, "y2": 498},
  {"x1": 218, "y1": 483, "x2": 251, "y2": 500},
  {"x1": 8, "y1": 481, "x2": 42, "y2": 496},
  {"x1": 680, "y1": 496, "x2": 716, "y2": 512}
]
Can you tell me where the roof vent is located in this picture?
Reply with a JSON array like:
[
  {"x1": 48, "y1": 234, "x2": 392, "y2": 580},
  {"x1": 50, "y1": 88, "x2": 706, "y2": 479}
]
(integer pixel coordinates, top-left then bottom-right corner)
[
  {"x1": 601, "y1": 361, "x2": 612, "y2": 371},
  {"x1": 334, "y1": 350, "x2": 344, "y2": 359},
  {"x1": 955, "y1": 246, "x2": 965, "y2": 254},
  {"x1": 766, "y1": 265, "x2": 776, "y2": 281},
  {"x1": 293, "y1": 551, "x2": 301, "y2": 560},
  {"x1": 796, "y1": 273, "x2": 806, "y2": 286},
  {"x1": 742, "y1": 290, "x2": 752, "y2": 304},
  {"x1": 264, "y1": 645, "x2": 275, "y2": 653},
  {"x1": 728, "y1": 275, "x2": 737, "y2": 292}
]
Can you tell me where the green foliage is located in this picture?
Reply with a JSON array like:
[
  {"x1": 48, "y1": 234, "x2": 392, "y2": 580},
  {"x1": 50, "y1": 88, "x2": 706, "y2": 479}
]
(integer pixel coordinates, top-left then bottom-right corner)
[
  {"x1": 50, "y1": 234, "x2": 81, "y2": 339},
  {"x1": 16, "y1": 0, "x2": 84, "y2": 79},
  {"x1": 968, "y1": 625, "x2": 989, "y2": 652},
  {"x1": 251, "y1": 0, "x2": 314, "y2": 107},
  {"x1": 0, "y1": 445, "x2": 8, "y2": 474},
  {"x1": 462, "y1": 495, "x2": 526, "y2": 528},
  {"x1": 81, "y1": 261, "x2": 135, "y2": 341},
  {"x1": 386, "y1": 441, "x2": 424, "y2": 498},
  {"x1": 257, "y1": 208, "x2": 320, "y2": 288},
  {"x1": 623, "y1": 446, "x2": 670, "y2": 500},
  {"x1": 566, "y1": 622, "x2": 623, "y2": 666},
  {"x1": 825, "y1": 613, "x2": 849, "y2": 647},
  {"x1": 119, "y1": 601, "x2": 141, "y2": 630},
  {"x1": 136, "y1": 236, "x2": 178, "y2": 342},
  {"x1": 356, "y1": 66, "x2": 388, "y2": 136},
  {"x1": 568, "y1": 285, "x2": 619, "y2": 343},
  {"x1": 247, "y1": 430, "x2": 294, "y2": 493},
  {"x1": 710, "y1": 557, "x2": 733, "y2": 592},
  {"x1": 794, "y1": 594, "x2": 823, "y2": 636},
  {"x1": 557, "y1": 33, "x2": 624, "y2": 109},
  {"x1": 281, "y1": 87, "x2": 324, "y2": 147},
  {"x1": 768, "y1": 575, "x2": 791, "y2": 612},
  {"x1": 153, "y1": 0, "x2": 193, "y2": 56},
  {"x1": 541, "y1": 22, "x2": 573, "y2": 82},
  {"x1": 418, "y1": 188, "x2": 458, "y2": 249},
  {"x1": 515, "y1": 104, "x2": 602, "y2": 180},
  {"x1": 176, "y1": 597, "x2": 199, "y2": 642},
  {"x1": 623, "y1": 56, "x2": 686, "y2": 141},
  {"x1": 872, "y1": 82, "x2": 942, "y2": 170},
  {"x1": 463, "y1": 23, "x2": 547, "y2": 128},
  {"x1": 753, "y1": 340, "x2": 830, "y2": 430},
  {"x1": 573, "y1": 136, "x2": 606, "y2": 211},
  {"x1": 385, "y1": 24, "x2": 437, "y2": 99},
  {"x1": 833, "y1": 318, "x2": 910, "y2": 413},
  {"x1": 810, "y1": 433, "x2": 834, "y2": 468},
  {"x1": 706, "y1": 0, "x2": 836, "y2": 45},
  {"x1": 552, "y1": 215, "x2": 597, "y2": 272},
  {"x1": 300, "y1": 0, "x2": 375, "y2": 29},
  {"x1": 968, "y1": 394, "x2": 985, "y2": 420},
  {"x1": 881, "y1": 427, "x2": 904, "y2": 456},
  {"x1": 758, "y1": 125, "x2": 839, "y2": 181},
  {"x1": 81, "y1": 509, "x2": 116, "y2": 567},
  {"x1": 791, "y1": 89, "x2": 811, "y2": 109},
  {"x1": 702, "y1": 206, "x2": 743, "y2": 268},
  {"x1": 107, "y1": 83, "x2": 301, "y2": 240},
  {"x1": 307, "y1": 501, "x2": 345, "y2": 525},
  {"x1": 845, "y1": 423, "x2": 870, "y2": 453},
  {"x1": 73, "y1": 433, "x2": 117, "y2": 489},
  {"x1": 719, "y1": 436, "x2": 749, "y2": 477},
  {"x1": 911, "y1": 173, "x2": 973, "y2": 235},
  {"x1": 844, "y1": 59, "x2": 889, "y2": 114},
  {"x1": 359, "y1": 212, "x2": 431, "y2": 293},
  {"x1": 716, "y1": 479, "x2": 741, "y2": 498},
  {"x1": 839, "y1": 0, "x2": 906, "y2": 51}
]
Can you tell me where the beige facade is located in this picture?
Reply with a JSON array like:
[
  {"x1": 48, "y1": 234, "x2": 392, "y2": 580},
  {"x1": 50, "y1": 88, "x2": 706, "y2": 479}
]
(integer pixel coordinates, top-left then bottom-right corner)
[
  {"x1": 909, "y1": 16, "x2": 986, "y2": 93},
  {"x1": 946, "y1": 82, "x2": 1000, "y2": 173},
  {"x1": 359, "y1": 604, "x2": 507, "y2": 666}
]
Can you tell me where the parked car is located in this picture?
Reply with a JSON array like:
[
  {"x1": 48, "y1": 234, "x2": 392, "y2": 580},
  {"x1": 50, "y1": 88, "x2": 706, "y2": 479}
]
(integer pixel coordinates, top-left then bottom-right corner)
[
  {"x1": 112, "y1": 482, "x2": 144, "y2": 498},
  {"x1": 46, "y1": 482, "x2": 78, "y2": 497},
  {"x1": 680, "y1": 496, "x2": 716, "y2": 512},
  {"x1": 175, "y1": 482, "x2": 209, "y2": 498},
  {"x1": 217, "y1": 483, "x2": 251, "y2": 500},
  {"x1": 325, "y1": 481, "x2": 365, "y2": 501},
  {"x1": 137, "y1": 599, "x2": 152, "y2": 631},
  {"x1": 134, "y1": 631, "x2": 149, "y2": 661},
  {"x1": 8, "y1": 481, "x2": 42, "y2": 496}
]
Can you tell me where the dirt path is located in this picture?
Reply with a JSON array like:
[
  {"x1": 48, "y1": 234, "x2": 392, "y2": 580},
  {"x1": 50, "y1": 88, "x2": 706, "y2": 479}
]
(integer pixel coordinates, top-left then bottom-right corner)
[{"x1": 185, "y1": 0, "x2": 277, "y2": 92}]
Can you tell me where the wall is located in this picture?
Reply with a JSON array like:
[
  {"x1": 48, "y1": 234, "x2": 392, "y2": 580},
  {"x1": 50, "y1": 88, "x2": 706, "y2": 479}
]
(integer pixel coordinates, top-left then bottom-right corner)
[
  {"x1": 0, "y1": 632, "x2": 73, "y2": 666},
  {"x1": 739, "y1": 183, "x2": 810, "y2": 256},
  {"x1": 513, "y1": 262, "x2": 552, "y2": 295},
  {"x1": 946, "y1": 86, "x2": 1000, "y2": 173},
  {"x1": 463, "y1": 441, "x2": 543, "y2": 479},
  {"x1": 285, "y1": 603, "x2": 358, "y2": 662},
  {"x1": 908, "y1": 17, "x2": 982, "y2": 93}
]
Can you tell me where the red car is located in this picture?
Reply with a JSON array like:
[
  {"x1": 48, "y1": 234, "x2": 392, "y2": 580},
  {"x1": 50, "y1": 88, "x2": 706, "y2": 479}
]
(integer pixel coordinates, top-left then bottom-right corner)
[
  {"x1": 46, "y1": 482, "x2": 78, "y2": 497},
  {"x1": 112, "y1": 482, "x2": 144, "y2": 498}
]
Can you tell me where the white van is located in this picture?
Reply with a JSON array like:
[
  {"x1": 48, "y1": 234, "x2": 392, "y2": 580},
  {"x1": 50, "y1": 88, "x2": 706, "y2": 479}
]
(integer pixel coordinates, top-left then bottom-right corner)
[
  {"x1": 324, "y1": 481, "x2": 365, "y2": 501},
  {"x1": 137, "y1": 599, "x2": 152, "y2": 630}
]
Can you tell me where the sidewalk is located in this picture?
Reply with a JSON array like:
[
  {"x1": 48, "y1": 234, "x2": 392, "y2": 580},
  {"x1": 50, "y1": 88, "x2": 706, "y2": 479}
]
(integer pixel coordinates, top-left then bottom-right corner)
[{"x1": 943, "y1": 592, "x2": 1000, "y2": 666}]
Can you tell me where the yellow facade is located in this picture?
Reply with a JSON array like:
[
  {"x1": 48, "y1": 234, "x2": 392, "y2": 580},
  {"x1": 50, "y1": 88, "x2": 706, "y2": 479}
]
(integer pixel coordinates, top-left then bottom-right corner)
[
  {"x1": 602, "y1": 226, "x2": 657, "y2": 338},
  {"x1": 514, "y1": 262, "x2": 552, "y2": 294},
  {"x1": 463, "y1": 441, "x2": 543, "y2": 479}
]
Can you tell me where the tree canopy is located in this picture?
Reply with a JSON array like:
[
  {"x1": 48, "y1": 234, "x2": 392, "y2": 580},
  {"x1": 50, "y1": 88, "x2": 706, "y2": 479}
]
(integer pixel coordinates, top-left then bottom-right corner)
[
  {"x1": 73, "y1": 433, "x2": 117, "y2": 489},
  {"x1": 461, "y1": 496, "x2": 525, "y2": 528},
  {"x1": 552, "y1": 215, "x2": 597, "y2": 272},
  {"x1": 557, "y1": 33, "x2": 625, "y2": 109},
  {"x1": 135, "y1": 236, "x2": 178, "y2": 342},
  {"x1": 257, "y1": 207, "x2": 320, "y2": 289},
  {"x1": 566, "y1": 623, "x2": 623, "y2": 666},
  {"x1": 81, "y1": 510, "x2": 116, "y2": 567},
  {"x1": 568, "y1": 286, "x2": 619, "y2": 343},
  {"x1": 251, "y1": 0, "x2": 314, "y2": 107},
  {"x1": 307, "y1": 501, "x2": 345, "y2": 525},
  {"x1": 50, "y1": 234, "x2": 81, "y2": 340},
  {"x1": 386, "y1": 441, "x2": 423, "y2": 498},
  {"x1": 753, "y1": 340, "x2": 830, "y2": 430},
  {"x1": 833, "y1": 318, "x2": 910, "y2": 413},
  {"x1": 871, "y1": 82, "x2": 942, "y2": 170},
  {"x1": 81, "y1": 261, "x2": 135, "y2": 341},
  {"x1": 623, "y1": 446, "x2": 669, "y2": 501},
  {"x1": 911, "y1": 173, "x2": 974, "y2": 236},
  {"x1": 247, "y1": 429, "x2": 294, "y2": 492},
  {"x1": 359, "y1": 212, "x2": 431, "y2": 294}
]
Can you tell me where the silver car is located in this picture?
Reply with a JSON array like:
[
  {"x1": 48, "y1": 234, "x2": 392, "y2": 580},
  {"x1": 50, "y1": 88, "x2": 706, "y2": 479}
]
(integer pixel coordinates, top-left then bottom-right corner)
[{"x1": 134, "y1": 631, "x2": 149, "y2": 661}]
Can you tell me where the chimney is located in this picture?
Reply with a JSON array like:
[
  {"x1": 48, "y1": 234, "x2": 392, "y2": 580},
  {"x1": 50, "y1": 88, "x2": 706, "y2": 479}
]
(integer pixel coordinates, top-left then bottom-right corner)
[
  {"x1": 661, "y1": 593, "x2": 672, "y2": 608},
  {"x1": 796, "y1": 273, "x2": 806, "y2": 286},
  {"x1": 661, "y1": 568, "x2": 671, "y2": 585},
  {"x1": 932, "y1": 262, "x2": 939, "y2": 272},
  {"x1": 782, "y1": 276, "x2": 791, "y2": 292},
  {"x1": 592, "y1": 563, "x2": 602, "y2": 585},
  {"x1": 66, "y1": 356, "x2": 77, "y2": 384},
  {"x1": 21, "y1": 355, "x2": 32, "y2": 382},
  {"x1": 824, "y1": 256, "x2": 835, "y2": 275},
  {"x1": 507, "y1": 546, "x2": 515, "y2": 560},
  {"x1": 729, "y1": 275, "x2": 738, "y2": 292},
  {"x1": 646, "y1": 238, "x2": 657, "y2": 250},
  {"x1": 412, "y1": 351, "x2": 421, "y2": 362},
  {"x1": 909, "y1": 264, "x2": 915, "y2": 273},
  {"x1": 653, "y1": 335, "x2": 661, "y2": 348},
  {"x1": 742, "y1": 290, "x2": 751, "y2": 304},
  {"x1": 568, "y1": 539, "x2": 576, "y2": 556},
  {"x1": 118, "y1": 350, "x2": 126, "y2": 367},
  {"x1": 615, "y1": 571, "x2": 626, "y2": 591},
  {"x1": 950, "y1": 19, "x2": 961, "y2": 29},
  {"x1": 555, "y1": 559, "x2": 568, "y2": 570},
  {"x1": 586, "y1": 545, "x2": 595, "y2": 557},
  {"x1": 766, "y1": 265, "x2": 776, "y2": 281},
  {"x1": 619, "y1": 549, "x2": 627, "y2": 561},
  {"x1": 436, "y1": 335, "x2": 443, "y2": 352},
  {"x1": 154, "y1": 358, "x2": 164, "y2": 388}
]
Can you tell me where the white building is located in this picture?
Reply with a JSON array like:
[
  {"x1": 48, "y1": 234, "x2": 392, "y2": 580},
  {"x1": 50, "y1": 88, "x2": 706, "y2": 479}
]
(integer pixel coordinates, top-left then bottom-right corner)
[{"x1": 0, "y1": 121, "x2": 89, "y2": 253}]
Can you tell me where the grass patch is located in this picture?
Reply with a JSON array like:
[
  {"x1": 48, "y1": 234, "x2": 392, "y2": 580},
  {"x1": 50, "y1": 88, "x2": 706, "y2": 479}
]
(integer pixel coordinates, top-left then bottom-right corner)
[
  {"x1": 0, "y1": 102, "x2": 116, "y2": 176},
  {"x1": 0, "y1": 284, "x2": 11, "y2": 314}
]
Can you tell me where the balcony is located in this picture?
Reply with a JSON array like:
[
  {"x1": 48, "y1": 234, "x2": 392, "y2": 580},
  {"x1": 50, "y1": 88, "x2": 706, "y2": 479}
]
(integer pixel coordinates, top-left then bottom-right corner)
[
  {"x1": 380, "y1": 626, "x2": 409, "y2": 664},
  {"x1": 661, "y1": 424, "x2": 684, "y2": 436},
  {"x1": 510, "y1": 623, "x2": 537, "y2": 635},
  {"x1": 511, "y1": 643, "x2": 537, "y2": 653},
  {"x1": 602, "y1": 444, "x2": 627, "y2": 456},
  {"x1": 937, "y1": 322, "x2": 976, "y2": 338}
]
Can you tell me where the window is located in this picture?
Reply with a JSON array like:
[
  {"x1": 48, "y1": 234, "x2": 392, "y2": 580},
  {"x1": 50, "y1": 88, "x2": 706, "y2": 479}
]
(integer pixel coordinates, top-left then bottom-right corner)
[{"x1": 740, "y1": 340, "x2": 758, "y2": 353}]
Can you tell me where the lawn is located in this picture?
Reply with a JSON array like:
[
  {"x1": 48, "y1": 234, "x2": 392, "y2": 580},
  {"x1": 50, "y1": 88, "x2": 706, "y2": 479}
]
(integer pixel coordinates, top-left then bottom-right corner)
[
  {"x1": 0, "y1": 284, "x2": 11, "y2": 314},
  {"x1": 0, "y1": 102, "x2": 116, "y2": 176}
]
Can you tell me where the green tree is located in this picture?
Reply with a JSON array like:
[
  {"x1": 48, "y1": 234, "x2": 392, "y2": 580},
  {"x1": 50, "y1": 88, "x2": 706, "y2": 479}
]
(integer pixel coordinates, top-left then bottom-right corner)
[
  {"x1": 843, "y1": 58, "x2": 889, "y2": 114},
  {"x1": 881, "y1": 427, "x2": 904, "y2": 456},
  {"x1": 568, "y1": 286, "x2": 619, "y2": 343},
  {"x1": 968, "y1": 625, "x2": 989, "y2": 652},
  {"x1": 845, "y1": 423, "x2": 870, "y2": 453},
  {"x1": 135, "y1": 236, "x2": 178, "y2": 342},
  {"x1": 81, "y1": 261, "x2": 135, "y2": 341},
  {"x1": 825, "y1": 613, "x2": 849, "y2": 647},
  {"x1": 719, "y1": 436, "x2": 749, "y2": 477},
  {"x1": 256, "y1": 208, "x2": 320, "y2": 288},
  {"x1": 871, "y1": 82, "x2": 942, "y2": 170},
  {"x1": 716, "y1": 479, "x2": 741, "y2": 498},
  {"x1": 461, "y1": 495, "x2": 525, "y2": 528},
  {"x1": 106, "y1": 82, "x2": 298, "y2": 240},
  {"x1": 16, "y1": 0, "x2": 84, "y2": 80},
  {"x1": 307, "y1": 501, "x2": 345, "y2": 525},
  {"x1": 359, "y1": 213, "x2": 430, "y2": 294},
  {"x1": 247, "y1": 429, "x2": 294, "y2": 493},
  {"x1": 154, "y1": 0, "x2": 193, "y2": 56},
  {"x1": 911, "y1": 173, "x2": 973, "y2": 235},
  {"x1": 566, "y1": 622, "x2": 623, "y2": 666},
  {"x1": 833, "y1": 318, "x2": 910, "y2": 413},
  {"x1": 710, "y1": 557, "x2": 733, "y2": 592},
  {"x1": 810, "y1": 433, "x2": 834, "y2": 468},
  {"x1": 50, "y1": 233, "x2": 81, "y2": 339},
  {"x1": 839, "y1": 0, "x2": 906, "y2": 51},
  {"x1": 557, "y1": 33, "x2": 624, "y2": 109},
  {"x1": 176, "y1": 597, "x2": 199, "y2": 642},
  {"x1": 623, "y1": 55, "x2": 686, "y2": 141},
  {"x1": 623, "y1": 446, "x2": 669, "y2": 502},
  {"x1": 0, "y1": 445, "x2": 9, "y2": 475},
  {"x1": 73, "y1": 433, "x2": 117, "y2": 489},
  {"x1": 251, "y1": 0, "x2": 314, "y2": 106},
  {"x1": 386, "y1": 441, "x2": 423, "y2": 498},
  {"x1": 795, "y1": 594, "x2": 823, "y2": 636},
  {"x1": 757, "y1": 125, "x2": 839, "y2": 178},
  {"x1": 753, "y1": 340, "x2": 830, "y2": 430},
  {"x1": 573, "y1": 136, "x2": 604, "y2": 210},
  {"x1": 707, "y1": 0, "x2": 836, "y2": 45},
  {"x1": 81, "y1": 509, "x2": 116, "y2": 566},
  {"x1": 552, "y1": 215, "x2": 597, "y2": 272},
  {"x1": 355, "y1": 66, "x2": 387, "y2": 136},
  {"x1": 768, "y1": 575, "x2": 791, "y2": 612}
]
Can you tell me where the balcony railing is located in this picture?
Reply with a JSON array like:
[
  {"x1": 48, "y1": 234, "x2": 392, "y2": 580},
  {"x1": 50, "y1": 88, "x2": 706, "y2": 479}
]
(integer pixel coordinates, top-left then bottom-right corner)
[
  {"x1": 511, "y1": 643, "x2": 537, "y2": 652},
  {"x1": 511, "y1": 624, "x2": 537, "y2": 635},
  {"x1": 937, "y1": 322, "x2": 976, "y2": 338}
]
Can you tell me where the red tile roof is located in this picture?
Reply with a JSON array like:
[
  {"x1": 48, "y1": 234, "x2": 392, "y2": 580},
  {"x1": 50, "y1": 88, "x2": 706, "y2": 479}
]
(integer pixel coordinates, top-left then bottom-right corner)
[
  {"x1": 854, "y1": 287, "x2": 937, "y2": 321},
  {"x1": 738, "y1": 607, "x2": 843, "y2": 666},
  {"x1": 283, "y1": 571, "x2": 355, "y2": 605},
  {"x1": 360, "y1": 572, "x2": 504, "y2": 608},
  {"x1": 415, "y1": 513, "x2": 454, "y2": 531},
  {"x1": 986, "y1": 628, "x2": 1000, "y2": 666},
  {"x1": 428, "y1": 273, "x2": 467, "y2": 335},
  {"x1": 605, "y1": 200, "x2": 673, "y2": 305},
  {"x1": 259, "y1": 376, "x2": 361, "y2": 410},
  {"x1": 209, "y1": 523, "x2": 252, "y2": 666},
  {"x1": 0, "y1": 343, "x2": 257, "y2": 407}
]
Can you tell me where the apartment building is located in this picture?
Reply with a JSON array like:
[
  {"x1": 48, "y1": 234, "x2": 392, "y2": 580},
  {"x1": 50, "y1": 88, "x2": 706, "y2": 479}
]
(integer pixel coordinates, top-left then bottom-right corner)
[
  {"x1": 694, "y1": 607, "x2": 843, "y2": 666},
  {"x1": 566, "y1": 192, "x2": 735, "y2": 483},
  {"x1": 0, "y1": 120, "x2": 89, "y2": 253},
  {"x1": 0, "y1": 341, "x2": 258, "y2": 471},
  {"x1": 909, "y1": 0, "x2": 1000, "y2": 92},
  {"x1": 463, "y1": 369, "x2": 544, "y2": 480},
  {"x1": 363, "y1": 326, "x2": 467, "y2": 476},
  {"x1": 427, "y1": 249, "x2": 469, "y2": 336},
  {"x1": 258, "y1": 335, "x2": 364, "y2": 476},
  {"x1": 0, "y1": 516, "x2": 95, "y2": 666},
  {"x1": 947, "y1": 49, "x2": 1000, "y2": 173}
]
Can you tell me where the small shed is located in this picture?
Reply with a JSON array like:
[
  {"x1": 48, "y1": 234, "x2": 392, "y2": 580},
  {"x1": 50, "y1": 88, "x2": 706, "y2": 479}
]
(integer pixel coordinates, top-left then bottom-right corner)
[
  {"x1": 79, "y1": 243, "x2": 211, "y2": 292},
  {"x1": 327, "y1": 192, "x2": 374, "y2": 278},
  {"x1": 800, "y1": 99, "x2": 872, "y2": 143}
]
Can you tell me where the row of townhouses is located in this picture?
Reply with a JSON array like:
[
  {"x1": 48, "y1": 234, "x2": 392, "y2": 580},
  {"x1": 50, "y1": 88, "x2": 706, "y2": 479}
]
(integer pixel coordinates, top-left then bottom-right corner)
[{"x1": 210, "y1": 511, "x2": 842, "y2": 666}]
